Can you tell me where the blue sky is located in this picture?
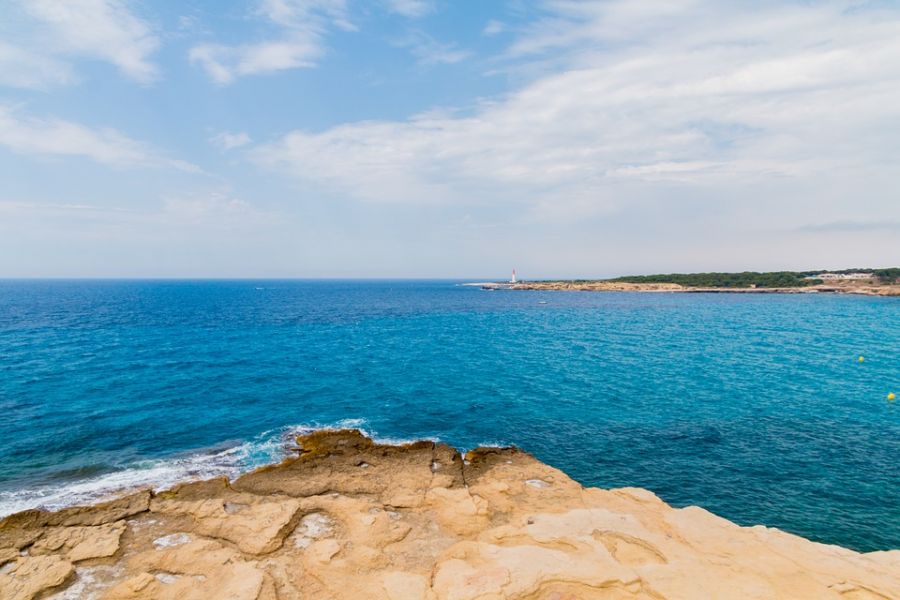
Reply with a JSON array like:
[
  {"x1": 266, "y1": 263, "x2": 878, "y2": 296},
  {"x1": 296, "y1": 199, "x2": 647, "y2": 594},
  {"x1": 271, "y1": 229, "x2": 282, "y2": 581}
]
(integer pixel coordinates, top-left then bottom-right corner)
[{"x1": 1, "y1": 0, "x2": 898, "y2": 278}]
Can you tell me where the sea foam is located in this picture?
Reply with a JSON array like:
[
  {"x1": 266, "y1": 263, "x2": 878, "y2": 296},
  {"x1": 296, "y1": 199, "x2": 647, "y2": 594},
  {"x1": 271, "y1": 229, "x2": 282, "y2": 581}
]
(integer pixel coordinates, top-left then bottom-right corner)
[{"x1": 0, "y1": 419, "x2": 424, "y2": 518}]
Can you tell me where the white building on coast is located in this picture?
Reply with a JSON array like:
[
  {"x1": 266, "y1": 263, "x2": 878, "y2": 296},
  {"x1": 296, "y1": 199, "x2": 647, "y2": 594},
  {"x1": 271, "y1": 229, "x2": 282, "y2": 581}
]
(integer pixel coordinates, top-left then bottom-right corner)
[{"x1": 805, "y1": 272, "x2": 873, "y2": 281}]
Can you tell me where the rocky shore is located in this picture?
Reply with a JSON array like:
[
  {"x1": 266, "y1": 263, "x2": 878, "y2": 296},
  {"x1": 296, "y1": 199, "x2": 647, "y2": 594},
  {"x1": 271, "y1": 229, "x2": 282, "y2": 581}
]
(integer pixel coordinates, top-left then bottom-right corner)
[
  {"x1": 479, "y1": 281, "x2": 900, "y2": 296},
  {"x1": 1, "y1": 430, "x2": 897, "y2": 600}
]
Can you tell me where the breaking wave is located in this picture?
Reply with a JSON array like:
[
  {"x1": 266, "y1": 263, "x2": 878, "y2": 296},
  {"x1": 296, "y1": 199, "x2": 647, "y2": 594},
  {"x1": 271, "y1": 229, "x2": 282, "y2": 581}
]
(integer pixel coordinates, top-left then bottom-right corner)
[{"x1": 0, "y1": 419, "x2": 431, "y2": 518}]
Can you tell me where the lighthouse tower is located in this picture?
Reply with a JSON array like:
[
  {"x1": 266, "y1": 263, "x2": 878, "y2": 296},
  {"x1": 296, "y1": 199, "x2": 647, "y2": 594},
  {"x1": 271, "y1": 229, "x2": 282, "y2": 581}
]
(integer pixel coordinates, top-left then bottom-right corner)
[{"x1": 510, "y1": 269, "x2": 517, "y2": 284}]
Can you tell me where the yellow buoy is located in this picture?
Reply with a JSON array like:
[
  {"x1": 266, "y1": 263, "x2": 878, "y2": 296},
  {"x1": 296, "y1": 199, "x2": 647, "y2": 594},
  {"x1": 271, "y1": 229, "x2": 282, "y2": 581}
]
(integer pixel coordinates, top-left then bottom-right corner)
[
  {"x1": 858, "y1": 356, "x2": 865, "y2": 363},
  {"x1": 889, "y1": 392, "x2": 896, "y2": 401}
]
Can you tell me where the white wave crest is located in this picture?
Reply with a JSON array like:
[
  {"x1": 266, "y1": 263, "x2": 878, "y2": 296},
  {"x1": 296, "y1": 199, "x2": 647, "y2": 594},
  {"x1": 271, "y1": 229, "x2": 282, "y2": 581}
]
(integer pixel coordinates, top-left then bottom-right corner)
[{"x1": 0, "y1": 419, "x2": 427, "y2": 518}]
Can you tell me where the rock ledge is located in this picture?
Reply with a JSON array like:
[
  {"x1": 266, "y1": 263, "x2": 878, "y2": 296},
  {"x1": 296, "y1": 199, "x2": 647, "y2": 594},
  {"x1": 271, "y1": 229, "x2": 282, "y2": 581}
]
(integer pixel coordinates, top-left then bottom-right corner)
[{"x1": 1, "y1": 429, "x2": 897, "y2": 599}]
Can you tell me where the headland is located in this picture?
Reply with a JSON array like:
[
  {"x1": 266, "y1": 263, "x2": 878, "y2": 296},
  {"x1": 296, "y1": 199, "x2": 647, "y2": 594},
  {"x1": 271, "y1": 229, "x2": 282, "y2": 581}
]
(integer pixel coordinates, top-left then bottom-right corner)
[
  {"x1": 475, "y1": 269, "x2": 900, "y2": 296},
  {"x1": 1, "y1": 430, "x2": 897, "y2": 599}
]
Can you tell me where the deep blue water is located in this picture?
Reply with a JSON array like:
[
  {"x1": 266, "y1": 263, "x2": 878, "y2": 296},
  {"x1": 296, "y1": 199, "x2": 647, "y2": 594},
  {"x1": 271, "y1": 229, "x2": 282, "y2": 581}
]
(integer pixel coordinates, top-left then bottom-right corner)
[{"x1": 0, "y1": 280, "x2": 897, "y2": 552}]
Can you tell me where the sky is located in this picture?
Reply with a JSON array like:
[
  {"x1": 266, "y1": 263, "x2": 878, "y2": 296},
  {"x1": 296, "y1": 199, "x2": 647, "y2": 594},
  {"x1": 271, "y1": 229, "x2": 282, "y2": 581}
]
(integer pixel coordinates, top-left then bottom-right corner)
[{"x1": 0, "y1": 0, "x2": 898, "y2": 278}]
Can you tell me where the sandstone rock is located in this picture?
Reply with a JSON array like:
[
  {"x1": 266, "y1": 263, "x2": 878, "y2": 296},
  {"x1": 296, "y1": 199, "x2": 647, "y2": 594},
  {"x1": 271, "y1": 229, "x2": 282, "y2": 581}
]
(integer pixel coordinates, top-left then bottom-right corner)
[
  {"x1": 151, "y1": 481, "x2": 301, "y2": 555},
  {"x1": 382, "y1": 571, "x2": 430, "y2": 600},
  {"x1": 232, "y1": 429, "x2": 460, "y2": 506},
  {"x1": 305, "y1": 538, "x2": 341, "y2": 564},
  {"x1": 47, "y1": 565, "x2": 125, "y2": 600},
  {"x1": 165, "y1": 497, "x2": 299, "y2": 554},
  {"x1": 32, "y1": 521, "x2": 126, "y2": 561},
  {"x1": 0, "y1": 555, "x2": 74, "y2": 600},
  {"x1": 1, "y1": 491, "x2": 150, "y2": 530},
  {"x1": 105, "y1": 538, "x2": 265, "y2": 600},
  {"x1": 0, "y1": 547, "x2": 19, "y2": 566},
  {"x1": 0, "y1": 430, "x2": 896, "y2": 600}
]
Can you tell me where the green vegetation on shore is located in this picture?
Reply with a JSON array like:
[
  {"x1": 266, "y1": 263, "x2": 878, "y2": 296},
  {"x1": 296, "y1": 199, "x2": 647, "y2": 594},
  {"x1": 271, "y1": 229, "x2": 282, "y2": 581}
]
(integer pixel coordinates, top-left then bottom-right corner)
[
  {"x1": 604, "y1": 268, "x2": 900, "y2": 288},
  {"x1": 609, "y1": 271, "x2": 819, "y2": 288},
  {"x1": 871, "y1": 267, "x2": 900, "y2": 282}
]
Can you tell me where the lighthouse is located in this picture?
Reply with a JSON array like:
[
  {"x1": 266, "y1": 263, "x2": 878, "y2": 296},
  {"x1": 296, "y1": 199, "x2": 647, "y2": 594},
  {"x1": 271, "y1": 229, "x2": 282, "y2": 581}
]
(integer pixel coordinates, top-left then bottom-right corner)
[{"x1": 510, "y1": 269, "x2": 517, "y2": 284}]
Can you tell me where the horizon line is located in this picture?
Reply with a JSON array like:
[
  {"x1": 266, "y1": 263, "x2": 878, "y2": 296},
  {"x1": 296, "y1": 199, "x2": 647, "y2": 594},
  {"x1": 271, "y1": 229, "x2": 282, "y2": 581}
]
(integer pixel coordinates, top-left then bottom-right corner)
[{"x1": 0, "y1": 266, "x2": 897, "y2": 282}]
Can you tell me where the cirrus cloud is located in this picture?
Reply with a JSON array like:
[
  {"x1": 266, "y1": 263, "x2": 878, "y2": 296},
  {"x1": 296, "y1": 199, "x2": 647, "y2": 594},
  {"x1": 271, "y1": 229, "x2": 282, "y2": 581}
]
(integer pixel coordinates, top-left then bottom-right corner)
[
  {"x1": 0, "y1": 105, "x2": 199, "y2": 172},
  {"x1": 251, "y1": 0, "x2": 900, "y2": 225},
  {"x1": 383, "y1": 0, "x2": 434, "y2": 19},
  {"x1": 18, "y1": 0, "x2": 160, "y2": 84},
  {"x1": 0, "y1": 42, "x2": 75, "y2": 90},
  {"x1": 190, "y1": 0, "x2": 355, "y2": 84},
  {"x1": 211, "y1": 131, "x2": 253, "y2": 151}
]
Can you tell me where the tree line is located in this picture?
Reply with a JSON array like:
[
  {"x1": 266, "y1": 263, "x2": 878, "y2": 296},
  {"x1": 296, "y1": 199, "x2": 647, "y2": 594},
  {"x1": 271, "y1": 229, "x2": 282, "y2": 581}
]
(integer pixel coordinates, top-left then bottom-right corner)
[{"x1": 604, "y1": 268, "x2": 899, "y2": 288}]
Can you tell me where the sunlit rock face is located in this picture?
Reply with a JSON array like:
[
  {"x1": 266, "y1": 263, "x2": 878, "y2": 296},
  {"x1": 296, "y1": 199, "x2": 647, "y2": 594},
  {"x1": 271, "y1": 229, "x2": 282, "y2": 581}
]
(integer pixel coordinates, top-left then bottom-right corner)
[{"x1": 1, "y1": 429, "x2": 898, "y2": 600}]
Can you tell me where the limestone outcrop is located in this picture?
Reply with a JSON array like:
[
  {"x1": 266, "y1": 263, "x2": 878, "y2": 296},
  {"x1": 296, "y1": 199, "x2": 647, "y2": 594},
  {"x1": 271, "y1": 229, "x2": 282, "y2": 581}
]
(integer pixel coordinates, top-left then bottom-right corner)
[{"x1": 0, "y1": 430, "x2": 897, "y2": 599}]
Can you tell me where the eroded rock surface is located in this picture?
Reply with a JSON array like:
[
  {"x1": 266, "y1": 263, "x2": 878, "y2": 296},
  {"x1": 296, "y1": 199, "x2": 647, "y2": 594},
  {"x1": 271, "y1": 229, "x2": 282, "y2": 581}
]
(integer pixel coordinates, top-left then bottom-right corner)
[{"x1": 0, "y1": 430, "x2": 897, "y2": 600}]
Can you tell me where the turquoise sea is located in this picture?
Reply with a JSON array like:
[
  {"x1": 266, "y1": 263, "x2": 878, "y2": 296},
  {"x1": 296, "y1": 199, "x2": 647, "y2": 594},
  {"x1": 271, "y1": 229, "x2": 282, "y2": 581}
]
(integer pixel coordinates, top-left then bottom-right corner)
[{"x1": 0, "y1": 280, "x2": 897, "y2": 552}]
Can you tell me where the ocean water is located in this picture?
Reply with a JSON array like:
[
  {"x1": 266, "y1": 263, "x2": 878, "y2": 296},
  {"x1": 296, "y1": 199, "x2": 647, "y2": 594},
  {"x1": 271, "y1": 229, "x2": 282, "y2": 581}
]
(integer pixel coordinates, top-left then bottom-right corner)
[{"x1": 0, "y1": 280, "x2": 897, "y2": 552}]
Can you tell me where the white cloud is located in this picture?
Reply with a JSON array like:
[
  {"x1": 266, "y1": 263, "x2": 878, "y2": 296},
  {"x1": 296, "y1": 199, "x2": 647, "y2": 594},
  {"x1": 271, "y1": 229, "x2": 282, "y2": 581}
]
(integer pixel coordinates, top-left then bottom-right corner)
[
  {"x1": 0, "y1": 192, "x2": 265, "y2": 227},
  {"x1": 483, "y1": 20, "x2": 506, "y2": 36},
  {"x1": 190, "y1": 0, "x2": 353, "y2": 84},
  {"x1": 253, "y1": 0, "x2": 900, "y2": 225},
  {"x1": 190, "y1": 41, "x2": 322, "y2": 84},
  {"x1": 21, "y1": 0, "x2": 160, "y2": 84},
  {"x1": 0, "y1": 191, "x2": 283, "y2": 278},
  {"x1": 384, "y1": 0, "x2": 434, "y2": 19},
  {"x1": 211, "y1": 131, "x2": 253, "y2": 151},
  {"x1": 260, "y1": 0, "x2": 355, "y2": 30},
  {"x1": 161, "y1": 192, "x2": 259, "y2": 224},
  {"x1": 0, "y1": 42, "x2": 75, "y2": 89},
  {"x1": 395, "y1": 31, "x2": 471, "y2": 66},
  {"x1": 0, "y1": 105, "x2": 198, "y2": 171}
]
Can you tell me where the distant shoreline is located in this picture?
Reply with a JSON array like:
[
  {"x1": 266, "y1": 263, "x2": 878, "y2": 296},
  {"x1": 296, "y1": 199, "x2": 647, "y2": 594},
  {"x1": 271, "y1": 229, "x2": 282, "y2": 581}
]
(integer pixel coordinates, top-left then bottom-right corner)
[{"x1": 473, "y1": 281, "x2": 900, "y2": 296}]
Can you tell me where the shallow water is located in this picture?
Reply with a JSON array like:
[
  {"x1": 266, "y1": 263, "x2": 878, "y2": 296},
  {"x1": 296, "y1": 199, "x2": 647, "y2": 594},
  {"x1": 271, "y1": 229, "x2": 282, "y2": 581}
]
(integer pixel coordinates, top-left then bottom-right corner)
[{"x1": 0, "y1": 280, "x2": 897, "y2": 551}]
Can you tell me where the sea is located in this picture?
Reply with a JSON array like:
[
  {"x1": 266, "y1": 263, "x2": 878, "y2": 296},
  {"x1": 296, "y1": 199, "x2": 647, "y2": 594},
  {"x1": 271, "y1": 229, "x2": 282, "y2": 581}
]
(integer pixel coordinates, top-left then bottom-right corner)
[{"x1": 0, "y1": 280, "x2": 897, "y2": 552}]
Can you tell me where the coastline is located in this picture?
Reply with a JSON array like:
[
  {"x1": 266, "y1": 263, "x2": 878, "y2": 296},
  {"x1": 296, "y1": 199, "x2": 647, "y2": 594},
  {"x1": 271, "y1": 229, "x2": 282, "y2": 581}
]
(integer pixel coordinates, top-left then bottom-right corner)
[
  {"x1": 474, "y1": 281, "x2": 900, "y2": 296},
  {"x1": 0, "y1": 422, "x2": 428, "y2": 520},
  {"x1": 2, "y1": 430, "x2": 897, "y2": 599}
]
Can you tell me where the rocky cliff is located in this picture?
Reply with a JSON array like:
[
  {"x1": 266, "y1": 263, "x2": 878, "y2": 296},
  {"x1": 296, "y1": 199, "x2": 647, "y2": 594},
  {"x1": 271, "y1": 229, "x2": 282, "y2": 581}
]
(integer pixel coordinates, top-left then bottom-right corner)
[{"x1": 1, "y1": 430, "x2": 897, "y2": 599}]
